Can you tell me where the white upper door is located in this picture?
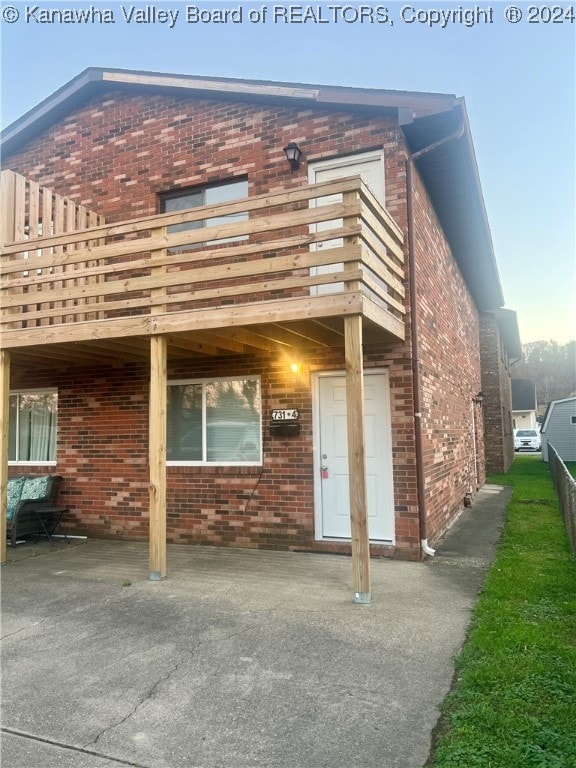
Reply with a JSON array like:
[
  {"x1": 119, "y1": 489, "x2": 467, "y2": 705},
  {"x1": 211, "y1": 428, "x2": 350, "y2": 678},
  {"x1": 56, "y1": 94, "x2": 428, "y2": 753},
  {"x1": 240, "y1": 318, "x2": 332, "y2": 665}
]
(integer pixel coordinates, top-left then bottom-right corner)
[
  {"x1": 309, "y1": 151, "x2": 385, "y2": 294},
  {"x1": 315, "y1": 371, "x2": 394, "y2": 542}
]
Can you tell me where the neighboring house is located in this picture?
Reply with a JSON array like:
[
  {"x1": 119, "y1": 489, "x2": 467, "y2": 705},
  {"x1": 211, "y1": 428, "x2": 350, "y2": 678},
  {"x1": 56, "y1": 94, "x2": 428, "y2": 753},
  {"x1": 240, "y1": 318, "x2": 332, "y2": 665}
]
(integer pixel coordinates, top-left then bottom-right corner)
[
  {"x1": 512, "y1": 379, "x2": 538, "y2": 431},
  {"x1": 540, "y1": 397, "x2": 576, "y2": 462},
  {"x1": 0, "y1": 69, "x2": 515, "y2": 597},
  {"x1": 480, "y1": 309, "x2": 522, "y2": 474}
]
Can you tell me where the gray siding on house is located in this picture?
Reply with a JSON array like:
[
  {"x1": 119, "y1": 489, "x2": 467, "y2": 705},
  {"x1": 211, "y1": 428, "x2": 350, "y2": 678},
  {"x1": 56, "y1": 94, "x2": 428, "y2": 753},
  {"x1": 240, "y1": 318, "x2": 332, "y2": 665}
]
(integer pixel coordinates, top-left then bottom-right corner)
[{"x1": 541, "y1": 398, "x2": 576, "y2": 462}]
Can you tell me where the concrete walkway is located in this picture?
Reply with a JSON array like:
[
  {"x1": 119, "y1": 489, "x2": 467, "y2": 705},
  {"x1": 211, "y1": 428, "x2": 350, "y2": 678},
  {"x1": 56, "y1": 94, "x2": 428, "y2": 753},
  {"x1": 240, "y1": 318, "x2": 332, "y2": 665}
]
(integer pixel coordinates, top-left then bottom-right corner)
[{"x1": 1, "y1": 484, "x2": 511, "y2": 768}]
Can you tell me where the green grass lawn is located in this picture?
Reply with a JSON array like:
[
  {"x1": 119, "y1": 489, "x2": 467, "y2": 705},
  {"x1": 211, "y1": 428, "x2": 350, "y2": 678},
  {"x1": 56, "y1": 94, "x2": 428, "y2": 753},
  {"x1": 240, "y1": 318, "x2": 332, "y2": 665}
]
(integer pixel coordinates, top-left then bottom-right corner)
[{"x1": 428, "y1": 455, "x2": 576, "y2": 768}]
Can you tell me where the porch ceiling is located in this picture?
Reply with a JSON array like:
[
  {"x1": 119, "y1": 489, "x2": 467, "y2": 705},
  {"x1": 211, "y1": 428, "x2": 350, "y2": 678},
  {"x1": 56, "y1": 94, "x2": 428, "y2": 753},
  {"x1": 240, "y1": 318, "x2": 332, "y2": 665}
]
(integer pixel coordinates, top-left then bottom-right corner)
[{"x1": 8, "y1": 315, "x2": 399, "y2": 373}]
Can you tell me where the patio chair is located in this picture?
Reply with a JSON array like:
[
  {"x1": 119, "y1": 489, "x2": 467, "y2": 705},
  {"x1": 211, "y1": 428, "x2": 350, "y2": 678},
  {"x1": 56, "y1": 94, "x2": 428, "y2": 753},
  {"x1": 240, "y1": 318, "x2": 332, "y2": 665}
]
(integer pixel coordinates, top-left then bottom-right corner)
[{"x1": 6, "y1": 475, "x2": 67, "y2": 547}]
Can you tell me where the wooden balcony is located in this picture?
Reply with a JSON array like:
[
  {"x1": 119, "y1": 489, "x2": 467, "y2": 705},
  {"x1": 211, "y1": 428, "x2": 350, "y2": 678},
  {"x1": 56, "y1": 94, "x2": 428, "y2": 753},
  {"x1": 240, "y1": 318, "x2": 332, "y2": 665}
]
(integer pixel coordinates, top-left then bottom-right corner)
[
  {"x1": 0, "y1": 172, "x2": 405, "y2": 364},
  {"x1": 0, "y1": 170, "x2": 407, "y2": 590}
]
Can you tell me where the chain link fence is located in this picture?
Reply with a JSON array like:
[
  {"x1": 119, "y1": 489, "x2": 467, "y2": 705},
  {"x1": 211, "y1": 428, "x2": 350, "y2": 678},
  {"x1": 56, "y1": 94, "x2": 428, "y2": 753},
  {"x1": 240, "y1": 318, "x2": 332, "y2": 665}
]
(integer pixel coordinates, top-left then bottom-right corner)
[{"x1": 548, "y1": 444, "x2": 576, "y2": 554}]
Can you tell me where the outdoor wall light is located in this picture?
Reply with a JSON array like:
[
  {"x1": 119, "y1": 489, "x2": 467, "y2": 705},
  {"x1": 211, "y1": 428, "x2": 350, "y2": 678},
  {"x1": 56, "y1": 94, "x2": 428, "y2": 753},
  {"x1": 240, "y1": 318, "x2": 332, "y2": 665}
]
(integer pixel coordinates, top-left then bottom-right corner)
[
  {"x1": 472, "y1": 391, "x2": 485, "y2": 404},
  {"x1": 283, "y1": 142, "x2": 303, "y2": 172},
  {"x1": 290, "y1": 362, "x2": 301, "y2": 374}
]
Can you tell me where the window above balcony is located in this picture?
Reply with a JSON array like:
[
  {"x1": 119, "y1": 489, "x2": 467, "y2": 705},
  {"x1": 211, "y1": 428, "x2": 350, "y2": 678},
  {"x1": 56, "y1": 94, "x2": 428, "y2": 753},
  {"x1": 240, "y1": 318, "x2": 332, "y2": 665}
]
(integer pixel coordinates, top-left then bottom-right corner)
[{"x1": 160, "y1": 178, "x2": 248, "y2": 249}]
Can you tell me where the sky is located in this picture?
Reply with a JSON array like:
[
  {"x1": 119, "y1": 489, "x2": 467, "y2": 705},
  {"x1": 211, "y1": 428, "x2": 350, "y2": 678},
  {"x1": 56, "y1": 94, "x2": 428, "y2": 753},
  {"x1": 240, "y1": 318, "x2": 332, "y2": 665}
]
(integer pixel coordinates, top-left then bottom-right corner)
[{"x1": 1, "y1": 1, "x2": 574, "y2": 345}]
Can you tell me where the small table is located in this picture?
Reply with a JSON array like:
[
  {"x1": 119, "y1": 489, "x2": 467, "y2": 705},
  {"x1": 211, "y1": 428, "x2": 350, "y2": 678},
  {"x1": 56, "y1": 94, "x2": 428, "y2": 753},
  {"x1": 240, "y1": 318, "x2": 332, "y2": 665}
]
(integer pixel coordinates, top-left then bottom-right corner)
[{"x1": 34, "y1": 506, "x2": 69, "y2": 541}]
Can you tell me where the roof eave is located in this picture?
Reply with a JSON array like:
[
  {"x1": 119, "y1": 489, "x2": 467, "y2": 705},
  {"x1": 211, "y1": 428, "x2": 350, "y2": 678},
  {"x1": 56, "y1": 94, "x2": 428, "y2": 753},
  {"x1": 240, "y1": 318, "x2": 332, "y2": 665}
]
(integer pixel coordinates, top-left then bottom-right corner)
[
  {"x1": 402, "y1": 100, "x2": 505, "y2": 311},
  {"x1": 1, "y1": 66, "x2": 457, "y2": 157},
  {"x1": 1, "y1": 68, "x2": 104, "y2": 157},
  {"x1": 541, "y1": 396, "x2": 576, "y2": 432},
  {"x1": 493, "y1": 308, "x2": 523, "y2": 360}
]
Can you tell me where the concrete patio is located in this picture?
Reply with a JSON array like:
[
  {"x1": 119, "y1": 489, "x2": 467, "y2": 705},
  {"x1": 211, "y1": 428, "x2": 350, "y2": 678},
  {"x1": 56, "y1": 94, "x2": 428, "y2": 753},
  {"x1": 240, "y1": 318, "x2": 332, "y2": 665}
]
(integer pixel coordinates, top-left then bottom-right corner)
[{"x1": 1, "y1": 484, "x2": 511, "y2": 768}]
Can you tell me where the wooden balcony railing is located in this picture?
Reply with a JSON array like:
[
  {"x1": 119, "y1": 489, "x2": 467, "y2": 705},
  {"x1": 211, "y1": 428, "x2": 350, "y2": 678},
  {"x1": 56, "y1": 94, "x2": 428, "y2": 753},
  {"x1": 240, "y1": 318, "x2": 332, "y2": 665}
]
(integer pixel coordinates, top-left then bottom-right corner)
[{"x1": 0, "y1": 175, "x2": 405, "y2": 348}]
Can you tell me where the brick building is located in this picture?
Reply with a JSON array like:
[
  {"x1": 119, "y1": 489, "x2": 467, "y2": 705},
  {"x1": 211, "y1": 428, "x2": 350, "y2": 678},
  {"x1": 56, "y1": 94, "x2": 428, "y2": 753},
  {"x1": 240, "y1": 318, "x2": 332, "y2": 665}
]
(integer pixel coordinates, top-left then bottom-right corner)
[
  {"x1": 0, "y1": 69, "x2": 516, "y2": 598},
  {"x1": 479, "y1": 310, "x2": 522, "y2": 474}
]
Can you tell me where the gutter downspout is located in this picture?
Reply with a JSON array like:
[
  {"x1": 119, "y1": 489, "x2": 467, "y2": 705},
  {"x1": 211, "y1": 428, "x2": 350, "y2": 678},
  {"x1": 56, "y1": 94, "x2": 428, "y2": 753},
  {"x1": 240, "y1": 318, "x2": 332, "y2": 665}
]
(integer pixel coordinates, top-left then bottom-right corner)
[
  {"x1": 405, "y1": 121, "x2": 466, "y2": 558},
  {"x1": 471, "y1": 400, "x2": 478, "y2": 489}
]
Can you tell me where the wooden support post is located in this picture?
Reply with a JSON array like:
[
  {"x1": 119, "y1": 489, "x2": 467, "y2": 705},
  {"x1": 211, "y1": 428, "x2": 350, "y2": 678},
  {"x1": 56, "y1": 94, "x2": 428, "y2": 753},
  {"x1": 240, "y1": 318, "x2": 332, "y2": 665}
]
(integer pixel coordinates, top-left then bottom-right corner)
[
  {"x1": 149, "y1": 335, "x2": 167, "y2": 581},
  {"x1": 0, "y1": 170, "x2": 17, "y2": 243},
  {"x1": 149, "y1": 227, "x2": 168, "y2": 580},
  {"x1": 0, "y1": 351, "x2": 10, "y2": 565},
  {"x1": 1, "y1": 172, "x2": 16, "y2": 565},
  {"x1": 345, "y1": 315, "x2": 371, "y2": 604}
]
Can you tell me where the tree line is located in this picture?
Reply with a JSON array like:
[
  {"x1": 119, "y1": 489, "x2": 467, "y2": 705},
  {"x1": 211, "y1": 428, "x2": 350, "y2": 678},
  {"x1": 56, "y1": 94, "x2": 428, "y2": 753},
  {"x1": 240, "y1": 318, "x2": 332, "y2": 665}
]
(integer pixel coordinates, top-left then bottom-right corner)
[{"x1": 513, "y1": 340, "x2": 576, "y2": 409}]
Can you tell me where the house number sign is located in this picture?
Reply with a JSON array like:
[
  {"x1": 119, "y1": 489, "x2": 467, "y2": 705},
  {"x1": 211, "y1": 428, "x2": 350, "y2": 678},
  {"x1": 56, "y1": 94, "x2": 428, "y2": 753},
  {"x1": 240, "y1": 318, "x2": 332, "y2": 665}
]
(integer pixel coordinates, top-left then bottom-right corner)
[{"x1": 271, "y1": 409, "x2": 299, "y2": 421}]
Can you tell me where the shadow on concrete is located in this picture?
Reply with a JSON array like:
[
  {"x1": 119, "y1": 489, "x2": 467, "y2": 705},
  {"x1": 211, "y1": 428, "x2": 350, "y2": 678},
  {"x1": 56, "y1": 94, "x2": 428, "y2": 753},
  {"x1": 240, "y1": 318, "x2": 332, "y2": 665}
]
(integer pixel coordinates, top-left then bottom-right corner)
[{"x1": 1, "y1": 484, "x2": 511, "y2": 768}]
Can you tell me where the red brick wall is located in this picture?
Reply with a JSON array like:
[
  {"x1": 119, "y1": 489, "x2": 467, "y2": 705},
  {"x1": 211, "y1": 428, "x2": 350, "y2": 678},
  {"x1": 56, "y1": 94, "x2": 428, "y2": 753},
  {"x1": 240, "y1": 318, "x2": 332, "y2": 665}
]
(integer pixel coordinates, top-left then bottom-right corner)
[
  {"x1": 480, "y1": 313, "x2": 514, "y2": 474},
  {"x1": 5, "y1": 89, "x2": 484, "y2": 558},
  {"x1": 10, "y1": 347, "x2": 420, "y2": 557},
  {"x1": 410, "y1": 166, "x2": 485, "y2": 544},
  {"x1": 5, "y1": 90, "x2": 400, "y2": 220},
  {"x1": 10, "y1": 364, "x2": 150, "y2": 539}
]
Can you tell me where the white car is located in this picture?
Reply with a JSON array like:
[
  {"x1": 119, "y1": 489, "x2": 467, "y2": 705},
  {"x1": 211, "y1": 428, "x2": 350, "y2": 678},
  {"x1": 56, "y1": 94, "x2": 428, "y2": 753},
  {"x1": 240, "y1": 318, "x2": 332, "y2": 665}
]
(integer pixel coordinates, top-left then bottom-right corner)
[{"x1": 514, "y1": 429, "x2": 541, "y2": 452}]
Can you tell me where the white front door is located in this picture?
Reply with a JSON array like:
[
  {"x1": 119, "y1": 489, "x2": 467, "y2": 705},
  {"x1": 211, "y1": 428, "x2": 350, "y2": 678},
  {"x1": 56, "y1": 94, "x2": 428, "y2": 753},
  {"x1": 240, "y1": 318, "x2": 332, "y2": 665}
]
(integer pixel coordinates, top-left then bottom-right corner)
[
  {"x1": 309, "y1": 151, "x2": 385, "y2": 294},
  {"x1": 314, "y1": 371, "x2": 394, "y2": 542}
]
